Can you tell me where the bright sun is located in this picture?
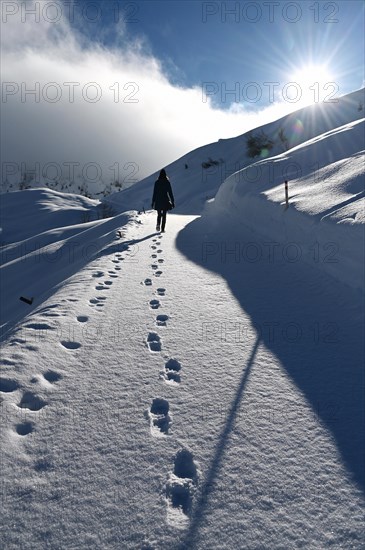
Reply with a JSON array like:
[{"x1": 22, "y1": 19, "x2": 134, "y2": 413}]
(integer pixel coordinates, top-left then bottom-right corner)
[{"x1": 289, "y1": 64, "x2": 336, "y2": 105}]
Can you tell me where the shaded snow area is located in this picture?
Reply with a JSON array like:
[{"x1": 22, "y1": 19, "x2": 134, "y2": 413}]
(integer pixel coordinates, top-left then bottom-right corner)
[
  {"x1": 0, "y1": 211, "x2": 364, "y2": 549},
  {"x1": 207, "y1": 117, "x2": 365, "y2": 292},
  {"x1": 1, "y1": 89, "x2": 364, "y2": 549}
]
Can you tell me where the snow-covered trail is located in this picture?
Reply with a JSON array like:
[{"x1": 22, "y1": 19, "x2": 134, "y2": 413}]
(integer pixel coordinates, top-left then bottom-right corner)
[{"x1": 1, "y1": 212, "x2": 364, "y2": 549}]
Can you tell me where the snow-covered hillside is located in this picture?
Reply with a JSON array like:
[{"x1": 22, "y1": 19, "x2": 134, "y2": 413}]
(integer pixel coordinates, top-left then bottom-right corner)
[
  {"x1": 107, "y1": 87, "x2": 364, "y2": 291},
  {"x1": 106, "y1": 88, "x2": 364, "y2": 214},
  {"x1": 0, "y1": 89, "x2": 364, "y2": 549},
  {"x1": 0, "y1": 189, "x2": 135, "y2": 333},
  {"x1": 206, "y1": 117, "x2": 365, "y2": 291}
]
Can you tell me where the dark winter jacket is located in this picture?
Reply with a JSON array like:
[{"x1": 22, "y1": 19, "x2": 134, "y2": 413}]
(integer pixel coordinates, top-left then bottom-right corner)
[{"x1": 151, "y1": 175, "x2": 175, "y2": 211}]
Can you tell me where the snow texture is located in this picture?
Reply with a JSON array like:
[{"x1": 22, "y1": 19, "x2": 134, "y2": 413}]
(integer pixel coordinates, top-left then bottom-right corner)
[{"x1": 0, "y1": 89, "x2": 364, "y2": 549}]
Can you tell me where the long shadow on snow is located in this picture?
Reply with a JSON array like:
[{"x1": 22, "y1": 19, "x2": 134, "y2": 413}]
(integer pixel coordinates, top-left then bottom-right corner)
[
  {"x1": 0, "y1": 232, "x2": 159, "y2": 343},
  {"x1": 176, "y1": 216, "x2": 364, "y2": 509},
  {"x1": 180, "y1": 335, "x2": 261, "y2": 549}
]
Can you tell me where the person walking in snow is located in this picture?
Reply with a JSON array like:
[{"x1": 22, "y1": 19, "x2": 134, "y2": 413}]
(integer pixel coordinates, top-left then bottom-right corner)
[{"x1": 151, "y1": 169, "x2": 175, "y2": 233}]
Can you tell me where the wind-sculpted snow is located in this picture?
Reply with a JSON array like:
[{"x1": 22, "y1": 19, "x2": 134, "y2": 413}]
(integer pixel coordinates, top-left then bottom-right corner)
[
  {"x1": 0, "y1": 188, "x2": 99, "y2": 245},
  {"x1": 206, "y1": 118, "x2": 365, "y2": 291},
  {"x1": 0, "y1": 201, "x2": 133, "y2": 334}
]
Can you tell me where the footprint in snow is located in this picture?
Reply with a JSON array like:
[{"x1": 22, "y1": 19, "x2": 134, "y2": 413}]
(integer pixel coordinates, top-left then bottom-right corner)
[
  {"x1": 149, "y1": 299, "x2": 160, "y2": 310},
  {"x1": 1, "y1": 359, "x2": 16, "y2": 366},
  {"x1": 147, "y1": 332, "x2": 161, "y2": 352},
  {"x1": 163, "y1": 359, "x2": 181, "y2": 385},
  {"x1": 43, "y1": 312, "x2": 61, "y2": 318},
  {"x1": 18, "y1": 391, "x2": 47, "y2": 411},
  {"x1": 77, "y1": 315, "x2": 88, "y2": 323},
  {"x1": 156, "y1": 314, "x2": 169, "y2": 327},
  {"x1": 115, "y1": 266, "x2": 121, "y2": 271},
  {"x1": 95, "y1": 284, "x2": 110, "y2": 290},
  {"x1": 10, "y1": 338, "x2": 27, "y2": 346},
  {"x1": 157, "y1": 259, "x2": 164, "y2": 264},
  {"x1": 166, "y1": 450, "x2": 198, "y2": 525},
  {"x1": 43, "y1": 370, "x2": 62, "y2": 383},
  {"x1": 25, "y1": 322, "x2": 55, "y2": 331},
  {"x1": 151, "y1": 254, "x2": 157, "y2": 258},
  {"x1": 147, "y1": 397, "x2": 171, "y2": 437},
  {"x1": 16, "y1": 422, "x2": 34, "y2": 436},
  {"x1": 151, "y1": 245, "x2": 157, "y2": 250},
  {"x1": 143, "y1": 278, "x2": 152, "y2": 286},
  {"x1": 104, "y1": 280, "x2": 113, "y2": 286},
  {"x1": 60, "y1": 341, "x2": 82, "y2": 350},
  {"x1": 151, "y1": 264, "x2": 158, "y2": 270},
  {"x1": 0, "y1": 378, "x2": 20, "y2": 393},
  {"x1": 156, "y1": 288, "x2": 166, "y2": 296},
  {"x1": 92, "y1": 271, "x2": 104, "y2": 278},
  {"x1": 157, "y1": 249, "x2": 163, "y2": 253},
  {"x1": 25, "y1": 345, "x2": 38, "y2": 352},
  {"x1": 154, "y1": 270, "x2": 163, "y2": 277}
]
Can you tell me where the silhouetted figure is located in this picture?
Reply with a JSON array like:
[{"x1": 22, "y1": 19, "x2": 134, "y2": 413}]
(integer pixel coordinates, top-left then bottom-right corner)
[{"x1": 151, "y1": 169, "x2": 175, "y2": 233}]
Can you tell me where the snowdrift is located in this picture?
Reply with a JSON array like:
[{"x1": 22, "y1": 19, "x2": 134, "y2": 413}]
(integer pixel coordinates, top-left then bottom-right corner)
[
  {"x1": 0, "y1": 189, "x2": 135, "y2": 334},
  {"x1": 205, "y1": 118, "x2": 365, "y2": 292},
  {"x1": 0, "y1": 188, "x2": 99, "y2": 245}
]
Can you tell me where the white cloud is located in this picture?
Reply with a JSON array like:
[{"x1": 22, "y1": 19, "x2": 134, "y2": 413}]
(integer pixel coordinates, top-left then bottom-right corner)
[{"x1": 1, "y1": 0, "x2": 302, "y2": 187}]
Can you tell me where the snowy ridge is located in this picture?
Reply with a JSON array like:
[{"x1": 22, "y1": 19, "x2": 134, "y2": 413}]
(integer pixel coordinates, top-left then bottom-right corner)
[
  {"x1": 0, "y1": 188, "x2": 99, "y2": 243},
  {"x1": 0, "y1": 189, "x2": 137, "y2": 334},
  {"x1": 106, "y1": 88, "x2": 364, "y2": 214},
  {"x1": 106, "y1": 88, "x2": 365, "y2": 291},
  {"x1": 206, "y1": 117, "x2": 365, "y2": 291}
]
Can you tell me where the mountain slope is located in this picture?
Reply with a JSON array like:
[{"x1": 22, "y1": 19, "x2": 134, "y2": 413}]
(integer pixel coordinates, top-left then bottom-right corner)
[{"x1": 106, "y1": 88, "x2": 364, "y2": 214}]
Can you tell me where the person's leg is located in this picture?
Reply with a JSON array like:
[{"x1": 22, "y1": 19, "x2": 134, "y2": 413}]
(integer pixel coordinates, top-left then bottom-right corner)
[
  {"x1": 161, "y1": 210, "x2": 167, "y2": 232},
  {"x1": 156, "y1": 210, "x2": 162, "y2": 230}
]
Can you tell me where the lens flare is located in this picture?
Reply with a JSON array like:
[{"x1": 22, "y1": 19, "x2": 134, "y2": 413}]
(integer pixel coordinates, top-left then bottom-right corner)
[{"x1": 290, "y1": 64, "x2": 335, "y2": 105}]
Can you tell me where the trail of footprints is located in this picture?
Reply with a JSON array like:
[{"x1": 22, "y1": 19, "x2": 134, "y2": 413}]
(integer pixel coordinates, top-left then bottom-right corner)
[
  {"x1": 0, "y1": 307, "x2": 89, "y2": 437},
  {"x1": 2, "y1": 227, "x2": 198, "y2": 525},
  {"x1": 143, "y1": 233, "x2": 198, "y2": 527},
  {"x1": 1, "y1": 240, "x2": 127, "y2": 440},
  {"x1": 0, "y1": 367, "x2": 63, "y2": 437}
]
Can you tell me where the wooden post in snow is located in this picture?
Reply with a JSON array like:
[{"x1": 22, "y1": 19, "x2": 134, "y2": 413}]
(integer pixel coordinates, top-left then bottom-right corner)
[{"x1": 284, "y1": 180, "x2": 289, "y2": 209}]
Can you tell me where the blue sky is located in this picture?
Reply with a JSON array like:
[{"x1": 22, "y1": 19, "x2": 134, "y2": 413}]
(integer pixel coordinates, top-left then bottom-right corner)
[
  {"x1": 1, "y1": 0, "x2": 364, "y2": 182},
  {"x1": 70, "y1": 0, "x2": 364, "y2": 107}
]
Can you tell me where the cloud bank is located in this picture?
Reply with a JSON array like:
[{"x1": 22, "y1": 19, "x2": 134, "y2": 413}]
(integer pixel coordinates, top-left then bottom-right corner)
[{"x1": 1, "y1": 0, "x2": 304, "y2": 188}]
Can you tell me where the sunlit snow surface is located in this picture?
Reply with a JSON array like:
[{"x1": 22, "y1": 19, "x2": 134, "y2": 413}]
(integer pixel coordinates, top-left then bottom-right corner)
[{"x1": 0, "y1": 89, "x2": 364, "y2": 549}]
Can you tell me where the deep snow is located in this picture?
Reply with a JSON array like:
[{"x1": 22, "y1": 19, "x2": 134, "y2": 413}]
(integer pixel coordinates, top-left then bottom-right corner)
[
  {"x1": 0, "y1": 212, "x2": 364, "y2": 549},
  {"x1": 1, "y1": 88, "x2": 364, "y2": 549}
]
